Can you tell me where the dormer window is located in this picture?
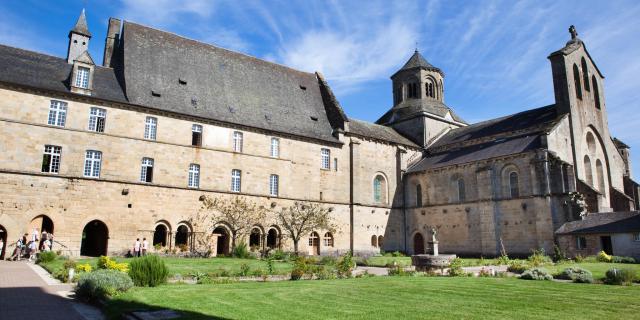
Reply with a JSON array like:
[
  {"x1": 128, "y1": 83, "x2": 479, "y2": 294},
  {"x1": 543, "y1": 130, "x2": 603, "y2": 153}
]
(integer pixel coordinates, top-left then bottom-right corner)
[{"x1": 75, "y1": 67, "x2": 90, "y2": 89}]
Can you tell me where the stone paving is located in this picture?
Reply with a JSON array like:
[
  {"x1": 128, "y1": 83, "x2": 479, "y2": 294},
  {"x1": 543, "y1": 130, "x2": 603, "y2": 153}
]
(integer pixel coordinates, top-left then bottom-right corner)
[{"x1": 0, "y1": 260, "x2": 90, "y2": 320}]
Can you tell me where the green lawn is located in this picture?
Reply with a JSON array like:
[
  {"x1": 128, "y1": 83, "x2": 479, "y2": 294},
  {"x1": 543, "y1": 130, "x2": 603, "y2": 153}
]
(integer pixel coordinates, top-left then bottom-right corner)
[
  {"x1": 40, "y1": 256, "x2": 293, "y2": 277},
  {"x1": 106, "y1": 276, "x2": 640, "y2": 320},
  {"x1": 545, "y1": 262, "x2": 640, "y2": 279}
]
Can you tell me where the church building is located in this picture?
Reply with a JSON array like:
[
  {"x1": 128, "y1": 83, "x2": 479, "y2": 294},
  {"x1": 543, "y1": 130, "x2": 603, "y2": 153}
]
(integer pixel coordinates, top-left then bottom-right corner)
[{"x1": 0, "y1": 11, "x2": 637, "y2": 259}]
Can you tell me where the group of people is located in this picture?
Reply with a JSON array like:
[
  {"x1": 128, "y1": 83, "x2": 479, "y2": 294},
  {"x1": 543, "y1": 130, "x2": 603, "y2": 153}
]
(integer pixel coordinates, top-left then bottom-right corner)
[
  {"x1": 7, "y1": 228, "x2": 54, "y2": 261},
  {"x1": 132, "y1": 238, "x2": 149, "y2": 257}
]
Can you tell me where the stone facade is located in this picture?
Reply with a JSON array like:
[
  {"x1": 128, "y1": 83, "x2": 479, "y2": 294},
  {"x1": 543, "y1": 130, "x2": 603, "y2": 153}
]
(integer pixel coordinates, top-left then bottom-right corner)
[{"x1": 0, "y1": 14, "x2": 637, "y2": 260}]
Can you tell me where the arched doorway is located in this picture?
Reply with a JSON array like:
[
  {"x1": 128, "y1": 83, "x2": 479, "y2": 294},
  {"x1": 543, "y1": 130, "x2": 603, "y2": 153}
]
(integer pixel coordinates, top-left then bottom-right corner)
[
  {"x1": 175, "y1": 224, "x2": 190, "y2": 250},
  {"x1": 413, "y1": 233, "x2": 425, "y2": 254},
  {"x1": 80, "y1": 220, "x2": 108, "y2": 257},
  {"x1": 308, "y1": 232, "x2": 320, "y2": 256},
  {"x1": 29, "y1": 215, "x2": 54, "y2": 234},
  {"x1": 0, "y1": 224, "x2": 7, "y2": 260},
  {"x1": 266, "y1": 228, "x2": 279, "y2": 249},
  {"x1": 213, "y1": 226, "x2": 230, "y2": 255},
  {"x1": 153, "y1": 223, "x2": 170, "y2": 247},
  {"x1": 249, "y1": 227, "x2": 262, "y2": 251}
]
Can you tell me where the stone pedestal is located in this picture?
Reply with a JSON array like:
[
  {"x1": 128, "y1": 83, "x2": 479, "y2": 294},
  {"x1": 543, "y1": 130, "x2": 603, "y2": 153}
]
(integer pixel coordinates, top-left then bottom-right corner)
[
  {"x1": 411, "y1": 254, "x2": 457, "y2": 272},
  {"x1": 429, "y1": 241, "x2": 439, "y2": 256}
]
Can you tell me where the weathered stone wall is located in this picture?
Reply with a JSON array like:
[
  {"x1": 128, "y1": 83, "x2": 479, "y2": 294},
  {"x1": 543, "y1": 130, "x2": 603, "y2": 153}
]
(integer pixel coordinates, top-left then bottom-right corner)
[{"x1": 558, "y1": 233, "x2": 640, "y2": 260}]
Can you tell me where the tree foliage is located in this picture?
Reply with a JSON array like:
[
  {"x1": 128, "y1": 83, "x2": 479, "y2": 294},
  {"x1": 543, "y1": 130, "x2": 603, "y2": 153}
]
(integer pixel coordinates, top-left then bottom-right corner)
[
  {"x1": 200, "y1": 195, "x2": 268, "y2": 251},
  {"x1": 276, "y1": 201, "x2": 338, "y2": 254}
]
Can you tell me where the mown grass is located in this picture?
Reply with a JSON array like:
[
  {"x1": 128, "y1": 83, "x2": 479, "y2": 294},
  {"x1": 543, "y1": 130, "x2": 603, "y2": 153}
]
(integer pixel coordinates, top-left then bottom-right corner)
[
  {"x1": 40, "y1": 256, "x2": 293, "y2": 277},
  {"x1": 106, "y1": 276, "x2": 640, "y2": 320}
]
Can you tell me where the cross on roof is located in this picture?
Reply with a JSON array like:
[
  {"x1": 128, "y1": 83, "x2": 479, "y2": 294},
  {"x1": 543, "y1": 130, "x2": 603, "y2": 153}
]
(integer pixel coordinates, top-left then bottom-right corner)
[{"x1": 569, "y1": 25, "x2": 578, "y2": 40}]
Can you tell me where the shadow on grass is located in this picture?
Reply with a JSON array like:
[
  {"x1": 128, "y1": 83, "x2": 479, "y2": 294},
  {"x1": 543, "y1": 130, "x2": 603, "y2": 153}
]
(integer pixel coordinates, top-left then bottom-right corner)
[{"x1": 105, "y1": 298, "x2": 230, "y2": 320}]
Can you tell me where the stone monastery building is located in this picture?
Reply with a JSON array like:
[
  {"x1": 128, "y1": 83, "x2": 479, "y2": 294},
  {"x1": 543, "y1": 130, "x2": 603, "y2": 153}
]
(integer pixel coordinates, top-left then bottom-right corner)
[{"x1": 0, "y1": 11, "x2": 638, "y2": 259}]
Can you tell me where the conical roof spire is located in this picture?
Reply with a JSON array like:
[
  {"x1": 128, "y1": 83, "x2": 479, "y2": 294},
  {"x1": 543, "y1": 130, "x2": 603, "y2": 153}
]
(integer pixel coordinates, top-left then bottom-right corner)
[
  {"x1": 70, "y1": 9, "x2": 91, "y2": 38},
  {"x1": 393, "y1": 49, "x2": 443, "y2": 77}
]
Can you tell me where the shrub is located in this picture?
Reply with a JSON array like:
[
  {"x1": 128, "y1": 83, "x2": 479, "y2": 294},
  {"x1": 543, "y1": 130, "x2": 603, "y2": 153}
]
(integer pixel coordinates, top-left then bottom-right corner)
[
  {"x1": 496, "y1": 254, "x2": 510, "y2": 266},
  {"x1": 604, "y1": 268, "x2": 637, "y2": 285},
  {"x1": 97, "y1": 256, "x2": 129, "y2": 272},
  {"x1": 527, "y1": 249, "x2": 552, "y2": 267},
  {"x1": 507, "y1": 260, "x2": 528, "y2": 274},
  {"x1": 336, "y1": 251, "x2": 355, "y2": 278},
  {"x1": 239, "y1": 263, "x2": 251, "y2": 277},
  {"x1": 36, "y1": 251, "x2": 57, "y2": 264},
  {"x1": 75, "y1": 269, "x2": 133, "y2": 301},
  {"x1": 611, "y1": 256, "x2": 636, "y2": 264},
  {"x1": 268, "y1": 249, "x2": 288, "y2": 260},
  {"x1": 520, "y1": 268, "x2": 553, "y2": 281},
  {"x1": 556, "y1": 267, "x2": 593, "y2": 283},
  {"x1": 232, "y1": 242, "x2": 251, "y2": 259},
  {"x1": 128, "y1": 255, "x2": 168, "y2": 287},
  {"x1": 388, "y1": 265, "x2": 406, "y2": 276},
  {"x1": 76, "y1": 264, "x2": 93, "y2": 273},
  {"x1": 448, "y1": 258, "x2": 466, "y2": 277},
  {"x1": 316, "y1": 267, "x2": 337, "y2": 280},
  {"x1": 320, "y1": 256, "x2": 337, "y2": 266},
  {"x1": 597, "y1": 251, "x2": 612, "y2": 263},
  {"x1": 177, "y1": 244, "x2": 189, "y2": 252},
  {"x1": 290, "y1": 268, "x2": 304, "y2": 280},
  {"x1": 552, "y1": 245, "x2": 568, "y2": 262},
  {"x1": 574, "y1": 254, "x2": 585, "y2": 263},
  {"x1": 290, "y1": 256, "x2": 310, "y2": 280}
]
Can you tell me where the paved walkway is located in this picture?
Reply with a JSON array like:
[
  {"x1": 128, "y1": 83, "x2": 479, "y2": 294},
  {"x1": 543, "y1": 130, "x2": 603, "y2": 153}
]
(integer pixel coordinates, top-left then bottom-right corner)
[{"x1": 0, "y1": 261, "x2": 92, "y2": 320}]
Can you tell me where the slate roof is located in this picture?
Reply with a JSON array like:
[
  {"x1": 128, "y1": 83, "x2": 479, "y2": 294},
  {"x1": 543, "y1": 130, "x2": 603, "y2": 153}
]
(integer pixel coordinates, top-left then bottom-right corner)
[
  {"x1": 407, "y1": 135, "x2": 541, "y2": 172},
  {"x1": 0, "y1": 44, "x2": 127, "y2": 103},
  {"x1": 394, "y1": 50, "x2": 443, "y2": 76},
  {"x1": 120, "y1": 22, "x2": 339, "y2": 143},
  {"x1": 348, "y1": 119, "x2": 418, "y2": 147},
  {"x1": 70, "y1": 9, "x2": 92, "y2": 37},
  {"x1": 376, "y1": 99, "x2": 466, "y2": 125},
  {"x1": 556, "y1": 212, "x2": 640, "y2": 235},
  {"x1": 429, "y1": 105, "x2": 559, "y2": 149}
]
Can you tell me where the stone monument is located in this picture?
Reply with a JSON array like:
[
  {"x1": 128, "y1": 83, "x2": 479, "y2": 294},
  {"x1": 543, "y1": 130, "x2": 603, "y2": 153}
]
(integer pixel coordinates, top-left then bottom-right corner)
[{"x1": 411, "y1": 226, "x2": 456, "y2": 272}]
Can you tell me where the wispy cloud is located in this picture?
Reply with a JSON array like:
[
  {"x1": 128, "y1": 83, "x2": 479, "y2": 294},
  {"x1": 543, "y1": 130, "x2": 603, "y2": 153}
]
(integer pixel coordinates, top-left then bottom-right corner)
[{"x1": 118, "y1": 0, "x2": 216, "y2": 27}]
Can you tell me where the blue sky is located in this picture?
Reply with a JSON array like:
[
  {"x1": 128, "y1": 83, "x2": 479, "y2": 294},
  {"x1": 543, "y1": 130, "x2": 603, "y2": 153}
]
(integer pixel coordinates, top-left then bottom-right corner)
[{"x1": 1, "y1": 0, "x2": 639, "y2": 177}]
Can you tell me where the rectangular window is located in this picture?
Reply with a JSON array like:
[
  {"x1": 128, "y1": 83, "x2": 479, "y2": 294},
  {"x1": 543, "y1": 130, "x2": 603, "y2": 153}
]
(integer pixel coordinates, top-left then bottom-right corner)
[
  {"x1": 577, "y1": 236, "x2": 587, "y2": 250},
  {"x1": 233, "y1": 131, "x2": 243, "y2": 152},
  {"x1": 634, "y1": 233, "x2": 640, "y2": 242},
  {"x1": 188, "y1": 164, "x2": 200, "y2": 188},
  {"x1": 140, "y1": 157, "x2": 154, "y2": 183},
  {"x1": 47, "y1": 100, "x2": 67, "y2": 127},
  {"x1": 41, "y1": 145, "x2": 61, "y2": 173},
  {"x1": 270, "y1": 138, "x2": 279, "y2": 158},
  {"x1": 88, "y1": 107, "x2": 106, "y2": 132},
  {"x1": 192, "y1": 124, "x2": 203, "y2": 147},
  {"x1": 231, "y1": 169, "x2": 241, "y2": 192},
  {"x1": 269, "y1": 174, "x2": 279, "y2": 197},
  {"x1": 83, "y1": 150, "x2": 102, "y2": 178},
  {"x1": 144, "y1": 117, "x2": 157, "y2": 140},
  {"x1": 321, "y1": 148, "x2": 330, "y2": 170},
  {"x1": 75, "y1": 67, "x2": 90, "y2": 89},
  {"x1": 334, "y1": 158, "x2": 338, "y2": 171}
]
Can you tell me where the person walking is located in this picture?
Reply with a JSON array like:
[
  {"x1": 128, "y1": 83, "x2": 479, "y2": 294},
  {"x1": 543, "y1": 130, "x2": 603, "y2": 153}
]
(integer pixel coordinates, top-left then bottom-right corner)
[
  {"x1": 142, "y1": 238, "x2": 149, "y2": 256},
  {"x1": 133, "y1": 238, "x2": 141, "y2": 257},
  {"x1": 27, "y1": 240, "x2": 37, "y2": 262},
  {"x1": 9, "y1": 238, "x2": 22, "y2": 261}
]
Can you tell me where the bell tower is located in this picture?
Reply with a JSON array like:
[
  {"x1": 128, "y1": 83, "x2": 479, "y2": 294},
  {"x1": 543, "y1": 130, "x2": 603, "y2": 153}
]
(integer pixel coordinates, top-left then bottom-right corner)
[
  {"x1": 67, "y1": 9, "x2": 92, "y2": 64},
  {"x1": 377, "y1": 50, "x2": 465, "y2": 148}
]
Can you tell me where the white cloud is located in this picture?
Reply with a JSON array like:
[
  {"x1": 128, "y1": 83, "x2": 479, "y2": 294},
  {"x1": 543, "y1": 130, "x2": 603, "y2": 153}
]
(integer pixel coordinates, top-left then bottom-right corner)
[{"x1": 118, "y1": 0, "x2": 217, "y2": 27}]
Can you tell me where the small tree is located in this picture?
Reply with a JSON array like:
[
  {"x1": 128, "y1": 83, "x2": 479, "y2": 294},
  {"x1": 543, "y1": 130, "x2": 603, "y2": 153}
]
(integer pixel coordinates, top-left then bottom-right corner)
[
  {"x1": 276, "y1": 201, "x2": 338, "y2": 255},
  {"x1": 200, "y1": 195, "x2": 267, "y2": 251},
  {"x1": 188, "y1": 208, "x2": 215, "y2": 257}
]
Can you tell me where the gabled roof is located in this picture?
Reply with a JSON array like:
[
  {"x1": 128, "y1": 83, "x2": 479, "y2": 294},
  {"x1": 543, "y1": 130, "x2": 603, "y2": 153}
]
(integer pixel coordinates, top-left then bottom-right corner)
[
  {"x1": 0, "y1": 44, "x2": 126, "y2": 102},
  {"x1": 376, "y1": 99, "x2": 466, "y2": 125},
  {"x1": 347, "y1": 119, "x2": 419, "y2": 147},
  {"x1": 70, "y1": 9, "x2": 91, "y2": 38},
  {"x1": 428, "y1": 105, "x2": 559, "y2": 149},
  {"x1": 407, "y1": 135, "x2": 541, "y2": 172},
  {"x1": 120, "y1": 22, "x2": 339, "y2": 144},
  {"x1": 74, "y1": 51, "x2": 95, "y2": 65},
  {"x1": 556, "y1": 212, "x2": 640, "y2": 235},
  {"x1": 392, "y1": 50, "x2": 443, "y2": 78}
]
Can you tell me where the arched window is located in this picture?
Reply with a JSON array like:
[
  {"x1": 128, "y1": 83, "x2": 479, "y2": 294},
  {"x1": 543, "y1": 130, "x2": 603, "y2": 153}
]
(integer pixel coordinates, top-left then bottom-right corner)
[
  {"x1": 378, "y1": 235, "x2": 384, "y2": 248},
  {"x1": 509, "y1": 172, "x2": 519, "y2": 198},
  {"x1": 373, "y1": 175, "x2": 387, "y2": 204},
  {"x1": 592, "y1": 75, "x2": 601, "y2": 109},
  {"x1": 416, "y1": 184, "x2": 422, "y2": 207},
  {"x1": 586, "y1": 132, "x2": 596, "y2": 154},
  {"x1": 323, "y1": 232, "x2": 334, "y2": 247},
  {"x1": 573, "y1": 64, "x2": 582, "y2": 100},
  {"x1": 407, "y1": 83, "x2": 418, "y2": 98},
  {"x1": 596, "y1": 159, "x2": 605, "y2": 192},
  {"x1": 581, "y1": 58, "x2": 590, "y2": 92},
  {"x1": 456, "y1": 178, "x2": 466, "y2": 202},
  {"x1": 371, "y1": 235, "x2": 378, "y2": 247},
  {"x1": 584, "y1": 155, "x2": 593, "y2": 186}
]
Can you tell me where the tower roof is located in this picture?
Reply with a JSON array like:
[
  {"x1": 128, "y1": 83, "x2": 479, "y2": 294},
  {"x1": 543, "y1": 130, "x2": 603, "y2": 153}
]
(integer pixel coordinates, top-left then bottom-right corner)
[
  {"x1": 70, "y1": 9, "x2": 91, "y2": 38},
  {"x1": 392, "y1": 50, "x2": 442, "y2": 77}
]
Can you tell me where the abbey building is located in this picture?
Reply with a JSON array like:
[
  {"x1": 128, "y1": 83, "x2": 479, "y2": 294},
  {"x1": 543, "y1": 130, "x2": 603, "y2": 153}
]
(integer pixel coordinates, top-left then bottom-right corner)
[{"x1": 0, "y1": 11, "x2": 638, "y2": 259}]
